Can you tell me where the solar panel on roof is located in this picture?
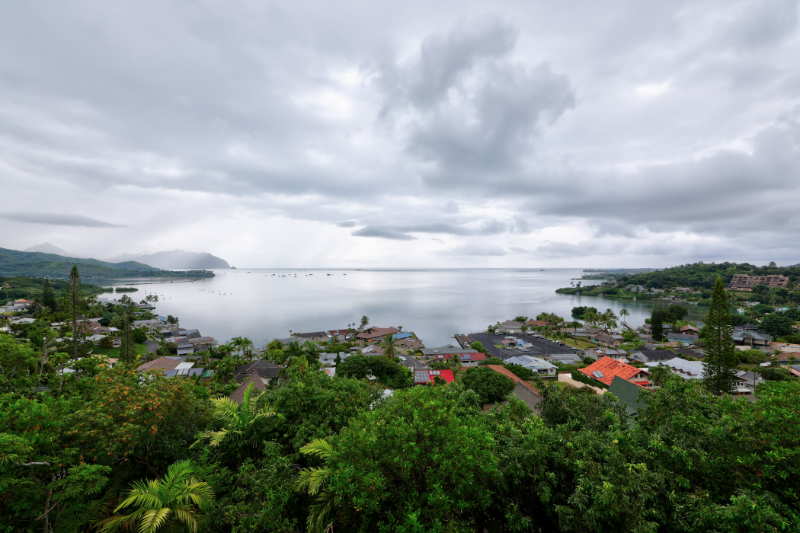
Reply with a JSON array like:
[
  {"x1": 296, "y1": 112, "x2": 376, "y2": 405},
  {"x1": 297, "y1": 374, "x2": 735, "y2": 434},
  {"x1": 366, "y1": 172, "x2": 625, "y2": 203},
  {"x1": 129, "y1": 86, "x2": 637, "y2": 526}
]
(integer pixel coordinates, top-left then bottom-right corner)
[
  {"x1": 592, "y1": 371, "x2": 604, "y2": 378},
  {"x1": 430, "y1": 370, "x2": 440, "y2": 375},
  {"x1": 414, "y1": 371, "x2": 429, "y2": 383}
]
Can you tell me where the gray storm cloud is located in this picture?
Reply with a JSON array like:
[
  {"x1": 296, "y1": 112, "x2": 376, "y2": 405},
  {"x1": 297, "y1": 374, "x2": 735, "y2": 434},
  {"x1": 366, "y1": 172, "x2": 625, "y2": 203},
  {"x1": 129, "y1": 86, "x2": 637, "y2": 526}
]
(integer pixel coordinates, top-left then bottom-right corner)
[{"x1": 0, "y1": 0, "x2": 798, "y2": 266}]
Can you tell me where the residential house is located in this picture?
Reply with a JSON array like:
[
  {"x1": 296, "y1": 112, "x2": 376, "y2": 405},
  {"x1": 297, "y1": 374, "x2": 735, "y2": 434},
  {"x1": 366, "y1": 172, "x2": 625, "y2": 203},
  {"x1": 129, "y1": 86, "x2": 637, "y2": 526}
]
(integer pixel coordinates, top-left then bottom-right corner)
[
  {"x1": 420, "y1": 345, "x2": 477, "y2": 357},
  {"x1": 674, "y1": 346, "x2": 705, "y2": 360},
  {"x1": 362, "y1": 345, "x2": 384, "y2": 356},
  {"x1": 413, "y1": 369, "x2": 454, "y2": 385},
  {"x1": 233, "y1": 360, "x2": 283, "y2": 385},
  {"x1": 396, "y1": 337, "x2": 424, "y2": 351},
  {"x1": 734, "y1": 324, "x2": 760, "y2": 332},
  {"x1": 137, "y1": 356, "x2": 183, "y2": 372},
  {"x1": 356, "y1": 327, "x2": 399, "y2": 342},
  {"x1": 770, "y1": 342, "x2": 800, "y2": 353},
  {"x1": 319, "y1": 352, "x2": 350, "y2": 366},
  {"x1": 735, "y1": 370, "x2": 763, "y2": 393},
  {"x1": 592, "y1": 333, "x2": 624, "y2": 348},
  {"x1": 585, "y1": 347, "x2": 628, "y2": 361},
  {"x1": 608, "y1": 375, "x2": 650, "y2": 418},
  {"x1": 667, "y1": 333, "x2": 699, "y2": 345},
  {"x1": 790, "y1": 365, "x2": 800, "y2": 378},
  {"x1": 629, "y1": 348, "x2": 677, "y2": 364},
  {"x1": 547, "y1": 353, "x2": 583, "y2": 365},
  {"x1": 392, "y1": 332, "x2": 413, "y2": 341},
  {"x1": 177, "y1": 345, "x2": 194, "y2": 356},
  {"x1": 497, "y1": 320, "x2": 524, "y2": 333},
  {"x1": 428, "y1": 352, "x2": 487, "y2": 367},
  {"x1": 229, "y1": 374, "x2": 266, "y2": 404},
  {"x1": 579, "y1": 357, "x2": 652, "y2": 388},
  {"x1": 650, "y1": 357, "x2": 705, "y2": 380},
  {"x1": 678, "y1": 325, "x2": 699, "y2": 334},
  {"x1": 504, "y1": 355, "x2": 557, "y2": 377},
  {"x1": 733, "y1": 330, "x2": 772, "y2": 347},
  {"x1": 295, "y1": 331, "x2": 329, "y2": 341},
  {"x1": 526, "y1": 320, "x2": 549, "y2": 328},
  {"x1": 483, "y1": 365, "x2": 543, "y2": 412}
]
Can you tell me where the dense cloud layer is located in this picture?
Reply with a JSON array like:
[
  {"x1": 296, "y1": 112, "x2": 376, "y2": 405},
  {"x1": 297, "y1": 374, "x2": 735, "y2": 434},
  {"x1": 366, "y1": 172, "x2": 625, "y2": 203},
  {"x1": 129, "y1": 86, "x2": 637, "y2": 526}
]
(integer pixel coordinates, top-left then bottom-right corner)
[{"x1": 0, "y1": 0, "x2": 798, "y2": 267}]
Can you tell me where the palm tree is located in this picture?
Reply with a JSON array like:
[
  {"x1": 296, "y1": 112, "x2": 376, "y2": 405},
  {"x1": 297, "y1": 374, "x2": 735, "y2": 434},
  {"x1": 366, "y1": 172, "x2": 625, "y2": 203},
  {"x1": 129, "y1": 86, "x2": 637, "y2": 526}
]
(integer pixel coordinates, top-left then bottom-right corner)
[
  {"x1": 239, "y1": 337, "x2": 255, "y2": 362},
  {"x1": 295, "y1": 439, "x2": 336, "y2": 533},
  {"x1": 302, "y1": 341, "x2": 320, "y2": 364},
  {"x1": 192, "y1": 382, "x2": 274, "y2": 448},
  {"x1": 381, "y1": 334, "x2": 397, "y2": 359},
  {"x1": 620, "y1": 308, "x2": 630, "y2": 328},
  {"x1": 99, "y1": 460, "x2": 214, "y2": 533},
  {"x1": 604, "y1": 309, "x2": 618, "y2": 331},
  {"x1": 359, "y1": 316, "x2": 369, "y2": 330}
]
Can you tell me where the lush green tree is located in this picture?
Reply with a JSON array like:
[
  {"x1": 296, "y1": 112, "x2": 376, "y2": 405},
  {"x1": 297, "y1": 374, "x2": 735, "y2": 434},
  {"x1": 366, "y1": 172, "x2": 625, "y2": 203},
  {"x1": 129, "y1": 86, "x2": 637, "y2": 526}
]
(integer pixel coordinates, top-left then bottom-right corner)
[
  {"x1": 132, "y1": 327, "x2": 147, "y2": 344},
  {"x1": 478, "y1": 356, "x2": 505, "y2": 366},
  {"x1": 193, "y1": 382, "x2": 274, "y2": 451},
  {"x1": 503, "y1": 363, "x2": 534, "y2": 381},
  {"x1": 359, "y1": 315, "x2": 369, "y2": 329},
  {"x1": 380, "y1": 333, "x2": 397, "y2": 359},
  {"x1": 41, "y1": 278, "x2": 56, "y2": 310},
  {"x1": 65, "y1": 265, "x2": 87, "y2": 360},
  {"x1": 650, "y1": 310, "x2": 665, "y2": 341},
  {"x1": 461, "y1": 366, "x2": 515, "y2": 404},
  {"x1": 336, "y1": 354, "x2": 411, "y2": 389},
  {"x1": 0, "y1": 334, "x2": 37, "y2": 395},
  {"x1": 266, "y1": 339, "x2": 283, "y2": 351},
  {"x1": 760, "y1": 312, "x2": 795, "y2": 338},
  {"x1": 119, "y1": 316, "x2": 135, "y2": 365},
  {"x1": 296, "y1": 385, "x2": 499, "y2": 532},
  {"x1": 99, "y1": 460, "x2": 214, "y2": 533},
  {"x1": 703, "y1": 276, "x2": 738, "y2": 395},
  {"x1": 470, "y1": 341, "x2": 488, "y2": 354}
]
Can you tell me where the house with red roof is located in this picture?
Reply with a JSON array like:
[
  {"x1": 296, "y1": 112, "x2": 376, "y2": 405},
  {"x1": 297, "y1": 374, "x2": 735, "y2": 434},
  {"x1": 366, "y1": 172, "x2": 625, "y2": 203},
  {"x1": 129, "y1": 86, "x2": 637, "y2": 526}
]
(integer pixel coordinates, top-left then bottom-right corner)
[
  {"x1": 579, "y1": 356, "x2": 652, "y2": 388},
  {"x1": 413, "y1": 369, "x2": 454, "y2": 385}
]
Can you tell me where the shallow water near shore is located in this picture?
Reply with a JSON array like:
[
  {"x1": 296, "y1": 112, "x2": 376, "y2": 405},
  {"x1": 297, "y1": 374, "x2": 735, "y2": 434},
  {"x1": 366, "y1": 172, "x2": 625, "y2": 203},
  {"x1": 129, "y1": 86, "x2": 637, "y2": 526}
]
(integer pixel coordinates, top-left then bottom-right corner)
[{"x1": 106, "y1": 269, "x2": 708, "y2": 347}]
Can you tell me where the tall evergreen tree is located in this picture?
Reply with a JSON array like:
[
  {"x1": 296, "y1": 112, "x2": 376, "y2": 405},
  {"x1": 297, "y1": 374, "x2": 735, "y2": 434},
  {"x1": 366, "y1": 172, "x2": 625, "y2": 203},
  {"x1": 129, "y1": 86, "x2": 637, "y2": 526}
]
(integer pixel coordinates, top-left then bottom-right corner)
[
  {"x1": 42, "y1": 279, "x2": 56, "y2": 311},
  {"x1": 650, "y1": 311, "x2": 664, "y2": 341},
  {"x1": 119, "y1": 316, "x2": 135, "y2": 365},
  {"x1": 703, "y1": 276, "x2": 738, "y2": 395},
  {"x1": 66, "y1": 265, "x2": 86, "y2": 359}
]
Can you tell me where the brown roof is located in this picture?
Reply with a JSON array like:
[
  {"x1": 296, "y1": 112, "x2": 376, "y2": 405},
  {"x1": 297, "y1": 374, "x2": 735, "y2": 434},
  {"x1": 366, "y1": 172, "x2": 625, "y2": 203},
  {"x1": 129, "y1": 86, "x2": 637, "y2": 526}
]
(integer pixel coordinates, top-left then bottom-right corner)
[
  {"x1": 229, "y1": 375, "x2": 266, "y2": 404},
  {"x1": 136, "y1": 356, "x2": 181, "y2": 372},
  {"x1": 483, "y1": 365, "x2": 542, "y2": 396},
  {"x1": 357, "y1": 327, "x2": 399, "y2": 340}
]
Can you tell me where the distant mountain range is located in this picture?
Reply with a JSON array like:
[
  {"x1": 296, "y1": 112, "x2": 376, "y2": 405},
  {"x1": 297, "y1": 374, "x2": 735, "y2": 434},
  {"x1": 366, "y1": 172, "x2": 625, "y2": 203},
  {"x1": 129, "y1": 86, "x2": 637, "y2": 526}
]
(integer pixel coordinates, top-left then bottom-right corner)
[
  {"x1": 0, "y1": 247, "x2": 214, "y2": 279},
  {"x1": 105, "y1": 250, "x2": 230, "y2": 269},
  {"x1": 25, "y1": 242, "x2": 80, "y2": 257}
]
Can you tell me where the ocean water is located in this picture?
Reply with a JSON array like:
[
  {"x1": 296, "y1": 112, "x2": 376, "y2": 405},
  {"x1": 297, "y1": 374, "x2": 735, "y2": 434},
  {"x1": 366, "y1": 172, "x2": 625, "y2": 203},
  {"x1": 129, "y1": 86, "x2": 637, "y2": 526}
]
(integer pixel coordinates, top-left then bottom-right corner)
[{"x1": 107, "y1": 269, "x2": 707, "y2": 348}]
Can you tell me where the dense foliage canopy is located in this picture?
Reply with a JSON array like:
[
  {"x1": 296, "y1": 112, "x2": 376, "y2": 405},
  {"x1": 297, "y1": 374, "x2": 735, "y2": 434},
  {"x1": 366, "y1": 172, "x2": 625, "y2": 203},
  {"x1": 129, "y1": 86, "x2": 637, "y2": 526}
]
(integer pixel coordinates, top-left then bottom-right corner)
[{"x1": 2, "y1": 326, "x2": 799, "y2": 532}]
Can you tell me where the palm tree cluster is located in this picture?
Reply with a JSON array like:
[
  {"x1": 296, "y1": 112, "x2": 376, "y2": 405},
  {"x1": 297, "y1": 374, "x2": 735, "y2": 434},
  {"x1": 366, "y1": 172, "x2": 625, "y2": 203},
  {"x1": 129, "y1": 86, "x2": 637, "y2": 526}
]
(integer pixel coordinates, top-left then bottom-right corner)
[{"x1": 580, "y1": 309, "x2": 619, "y2": 331}]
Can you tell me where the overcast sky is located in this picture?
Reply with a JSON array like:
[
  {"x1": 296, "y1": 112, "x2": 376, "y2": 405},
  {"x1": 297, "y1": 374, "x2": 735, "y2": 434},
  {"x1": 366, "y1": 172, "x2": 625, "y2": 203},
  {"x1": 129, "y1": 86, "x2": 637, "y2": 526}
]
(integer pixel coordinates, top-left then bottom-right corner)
[{"x1": 1, "y1": 0, "x2": 799, "y2": 268}]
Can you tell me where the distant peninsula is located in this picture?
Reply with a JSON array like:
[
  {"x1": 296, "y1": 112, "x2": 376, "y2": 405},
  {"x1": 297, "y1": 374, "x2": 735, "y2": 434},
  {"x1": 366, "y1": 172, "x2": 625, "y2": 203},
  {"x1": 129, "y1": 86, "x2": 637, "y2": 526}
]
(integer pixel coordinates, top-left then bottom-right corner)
[
  {"x1": 0, "y1": 247, "x2": 214, "y2": 279},
  {"x1": 106, "y1": 249, "x2": 230, "y2": 269}
]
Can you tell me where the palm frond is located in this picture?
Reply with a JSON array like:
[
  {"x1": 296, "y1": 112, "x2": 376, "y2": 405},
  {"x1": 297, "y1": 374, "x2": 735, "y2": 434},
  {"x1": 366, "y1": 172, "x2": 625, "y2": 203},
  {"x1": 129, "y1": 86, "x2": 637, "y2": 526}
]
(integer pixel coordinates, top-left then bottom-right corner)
[
  {"x1": 295, "y1": 467, "x2": 330, "y2": 496},
  {"x1": 171, "y1": 507, "x2": 201, "y2": 533},
  {"x1": 307, "y1": 490, "x2": 335, "y2": 533},
  {"x1": 299, "y1": 438, "x2": 334, "y2": 460},
  {"x1": 137, "y1": 508, "x2": 171, "y2": 533}
]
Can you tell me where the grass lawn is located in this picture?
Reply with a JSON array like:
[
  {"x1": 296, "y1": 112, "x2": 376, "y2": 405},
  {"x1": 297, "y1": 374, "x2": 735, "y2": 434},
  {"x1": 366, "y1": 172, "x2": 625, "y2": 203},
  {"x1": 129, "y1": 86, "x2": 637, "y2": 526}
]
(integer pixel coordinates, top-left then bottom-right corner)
[
  {"x1": 553, "y1": 381, "x2": 572, "y2": 389},
  {"x1": 494, "y1": 345, "x2": 504, "y2": 349},
  {"x1": 562, "y1": 338, "x2": 593, "y2": 350},
  {"x1": 93, "y1": 343, "x2": 148, "y2": 359}
]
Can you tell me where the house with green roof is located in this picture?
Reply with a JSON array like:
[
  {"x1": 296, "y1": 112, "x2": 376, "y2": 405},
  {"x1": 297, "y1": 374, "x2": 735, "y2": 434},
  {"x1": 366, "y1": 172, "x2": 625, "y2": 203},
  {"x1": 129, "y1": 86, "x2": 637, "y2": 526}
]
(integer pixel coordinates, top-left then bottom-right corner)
[{"x1": 608, "y1": 375, "x2": 650, "y2": 419}]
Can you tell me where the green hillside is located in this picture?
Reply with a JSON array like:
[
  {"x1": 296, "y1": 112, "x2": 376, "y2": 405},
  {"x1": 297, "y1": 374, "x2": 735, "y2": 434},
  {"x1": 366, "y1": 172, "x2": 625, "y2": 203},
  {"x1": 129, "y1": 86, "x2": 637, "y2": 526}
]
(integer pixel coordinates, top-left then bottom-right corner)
[
  {"x1": 0, "y1": 276, "x2": 109, "y2": 302},
  {"x1": 0, "y1": 247, "x2": 214, "y2": 279}
]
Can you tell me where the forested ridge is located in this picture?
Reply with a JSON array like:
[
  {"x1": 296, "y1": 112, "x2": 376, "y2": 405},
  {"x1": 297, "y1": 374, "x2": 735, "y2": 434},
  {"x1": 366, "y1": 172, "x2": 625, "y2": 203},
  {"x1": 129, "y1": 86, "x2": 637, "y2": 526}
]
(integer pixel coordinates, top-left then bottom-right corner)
[
  {"x1": 0, "y1": 247, "x2": 214, "y2": 279},
  {"x1": 1, "y1": 347, "x2": 798, "y2": 532},
  {"x1": 616, "y1": 262, "x2": 800, "y2": 290}
]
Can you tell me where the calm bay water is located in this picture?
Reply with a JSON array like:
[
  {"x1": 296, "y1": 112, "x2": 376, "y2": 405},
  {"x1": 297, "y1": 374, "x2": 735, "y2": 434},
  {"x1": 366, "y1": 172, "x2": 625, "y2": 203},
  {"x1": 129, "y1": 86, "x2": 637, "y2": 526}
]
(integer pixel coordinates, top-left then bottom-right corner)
[{"x1": 108, "y1": 269, "x2": 707, "y2": 348}]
